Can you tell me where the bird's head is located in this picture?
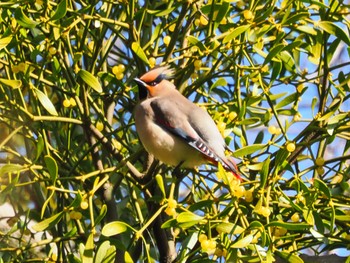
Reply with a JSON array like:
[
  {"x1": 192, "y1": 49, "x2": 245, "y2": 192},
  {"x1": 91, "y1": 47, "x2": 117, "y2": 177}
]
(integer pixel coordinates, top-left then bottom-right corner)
[{"x1": 134, "y1": 66, "x2": 175, "y2": 98}]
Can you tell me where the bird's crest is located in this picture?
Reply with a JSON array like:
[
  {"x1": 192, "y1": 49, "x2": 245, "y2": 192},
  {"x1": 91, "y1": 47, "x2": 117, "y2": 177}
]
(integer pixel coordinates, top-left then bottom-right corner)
[{"x1": 140, "y1": 65, "x2": 174, "y2": 85}]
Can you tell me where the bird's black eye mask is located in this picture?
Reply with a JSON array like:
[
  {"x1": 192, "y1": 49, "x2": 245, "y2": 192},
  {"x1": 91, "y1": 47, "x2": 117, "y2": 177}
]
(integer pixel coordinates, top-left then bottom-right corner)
[{"x1": 145, "y1": 73, "x2": 167, "y2": 86}]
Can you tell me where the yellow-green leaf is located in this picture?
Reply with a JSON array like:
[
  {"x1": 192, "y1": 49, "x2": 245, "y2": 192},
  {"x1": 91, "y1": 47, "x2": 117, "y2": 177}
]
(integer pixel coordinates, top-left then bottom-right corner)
[
  {"x1": 0, "y1": 36, "x2": 12, "y2": 50},
  {"x1": 231, "y1": 234, "x2": 254, "y2": 248},
  {"x1": 131, "y1": 42, "x2": 149, "y2": 65},
  {"x1": 83, "y1": 233, "x2": 94, "y2": 263},
  {"x1": 318, "y1": 21, "x2": 350, "y2": 46},
  {"x1": 0, "y1": 164, "x2": 24, "y2": 176},
  {"x1": 216, "y1": 222, "x2": 244, "y2": 235},
  {"x1": 0, "y1": 78, "x2": 22, "y2": 89},
  {"x1": 223, "y1": 25, "x2": 250, "y2": 44},
  {"x1": 34, "y1": 88, "x2": 58, "y2": 116},
  {"x1": 232, "y1": 144, "x2": 266, "y2": 158},
  {"x1": 32, "y1": 212, "x2": 64, "y2": 232},
  {"x1": 78, "y1": 70, "x2": 102, "y2": 93},
  {"x1": 102, "y1": 221, "x2": 132, "y2": 236},
  {"x1": 14, "y1": 7, "x2": 39, "y2": 28},
  {"x1": 177, "y1": 212, "x2": 203, "y2": 223}
]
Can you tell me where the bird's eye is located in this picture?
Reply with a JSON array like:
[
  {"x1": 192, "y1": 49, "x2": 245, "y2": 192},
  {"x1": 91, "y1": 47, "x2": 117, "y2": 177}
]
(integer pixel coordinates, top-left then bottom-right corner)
[{"x1": 147, "y1": 73, "x2": 166, "y2": 86}]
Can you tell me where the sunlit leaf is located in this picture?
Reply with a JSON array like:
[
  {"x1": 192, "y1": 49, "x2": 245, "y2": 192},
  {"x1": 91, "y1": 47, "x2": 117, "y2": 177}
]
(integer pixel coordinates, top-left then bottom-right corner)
[
  {"x1": 177, "y1": 212, "x2": 203, "y2": 223},
  {"x1": 216, "y1": 222, "x2": 244, "y2": 235},
  {"x1": 0, "y1": 36, "x2": 12, "y2": 50},
  {"x1": 102, "y1": 221, "x2": 132, "y2": 236},
  {"x1": 223, "y1": 25, "x2": 251, "y2": 43},
  {"x1": 0, "y1": 78, "x2": 22, "y2": 89},
  {"x1": 0, "y1": 164, "x2": 24, "y2": 176},
  {"x1": 232, "y1": 144, "x2": 266, "y2": 158},
  {"x1": 95, "y1": 241, "x2": 116, "y2": 263},
  {"x1": 131, "y1": 42, "x2": 149, "y2": 65},
  {"x1": 14, "y1": 7, "x2": 39, "y2": 28},
  {"x1": 34, "y1": 88, "x2": 58, "y2": 116},
  {"x1": 78, "y1": 70, "x2": 102, "y2": 93},
  {"x1": 231, "y1": 234, "x2": 254, "y2": 248},
  {"x1": 83, "y1": 233, "x2": 94, "y2": 263},
  {"x1": 318, "y1": 21, "x2": 350, "y2": 46},
  {"x1": 32, "y1": 212, "x2": 64, "y2": 231}
]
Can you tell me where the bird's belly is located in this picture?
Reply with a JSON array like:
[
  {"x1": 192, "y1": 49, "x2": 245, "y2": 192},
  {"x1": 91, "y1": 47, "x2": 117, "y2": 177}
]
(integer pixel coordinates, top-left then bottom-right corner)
[{"x1": 136, "y1": 117, "x2": 204, "y2": 168}]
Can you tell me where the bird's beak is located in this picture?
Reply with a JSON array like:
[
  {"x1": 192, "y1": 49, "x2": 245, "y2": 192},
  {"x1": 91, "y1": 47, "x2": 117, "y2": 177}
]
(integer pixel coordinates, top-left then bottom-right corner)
[
  {"x1": 134, "y1": 78, "x2": 148, "y2": 100},
  {"x1": 134, "y1": 78, "x2": 146, "y2": 88}
]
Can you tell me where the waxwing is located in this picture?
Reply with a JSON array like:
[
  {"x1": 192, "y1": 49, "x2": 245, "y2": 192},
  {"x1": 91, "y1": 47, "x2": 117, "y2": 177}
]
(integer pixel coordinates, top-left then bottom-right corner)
[{"x1": 134, "y1": 66, "x2": 240, "y2": 180}]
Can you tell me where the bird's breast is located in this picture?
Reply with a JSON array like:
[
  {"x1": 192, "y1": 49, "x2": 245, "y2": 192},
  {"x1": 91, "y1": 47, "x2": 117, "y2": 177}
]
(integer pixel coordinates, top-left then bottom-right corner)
[{"x1": 134, "y1": 102, "x2": 204, "y2": 168}]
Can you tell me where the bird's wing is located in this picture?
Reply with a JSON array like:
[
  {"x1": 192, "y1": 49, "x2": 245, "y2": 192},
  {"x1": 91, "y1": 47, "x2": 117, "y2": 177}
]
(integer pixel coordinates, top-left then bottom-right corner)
[
  {"x1": 150, "y1": 99, "x2": 224, "y2": 165},
  {"x1": 150, "y1": 98, "x2": 240, "y2": 179}
]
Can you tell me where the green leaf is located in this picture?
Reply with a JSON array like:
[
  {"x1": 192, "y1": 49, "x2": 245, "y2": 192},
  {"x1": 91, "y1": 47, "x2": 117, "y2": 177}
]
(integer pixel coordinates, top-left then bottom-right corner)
[
  {"x1": 94, "y1": 204, "x2": 107, "y2": 226},
  {"x1": 318, "y1": 21, "x2": 350, "y2": 46},
  {"x1": 32, "y1": 212, "x2": 64, "y2": 231},
  {"x1": 271, "y1": 61, "x2": 282, "y2": 82},
  {"x1": 14, "y1": 7, "x2": 39, "y2": 28},
  {"x1": 266, "y1": 221, "x2": 310, "y2": 231},
  {"x1": 232, "y1": 144, "x2": 266, "y2": 158},
  {"x1": 0, "y1": 164, "x2": 24, "y2": 176},
  {"x1": 0, "y1": 78, "x2": 22, "y2": 89},
  {"x1": 313, "y1": 178, "x2": 331, "y2": 199},
  {"x1": 34, "y1": 88, "x2": 58, "y2": 116},
  {"x1": 275, "y1": 251, "x2": 303, "y2": 263},
  {"x1": 0, "y1": 36, "x2": 12, "y2": 50},
  {"x1": 102, "y1": 221, "x2": 132, "y2": 237},
  {"x1": 187, "y1": 35, "x2": 207, "y2": 52},
  {"x1": 131, "y1": 42, "x2": 149, "y2": 65},
  {"x1": 231, "y1": 234, "x2": 254, "y2": 248},
  {"x1": 275, "y1": 93, "x2": 298, "y2": 109},
  {"x1": 83, "y1": 233, "x2": 94, "y2": 263},
  {"x1": 279, "y1": 50, "x2": 295, "y2": 72},
  {"x1": 263, "y1": 43, "x2": 285, "y2": 65},
  {"x1": 260, "y1": 157, "x2": 270, "y2": 189},
  {"x1": 148, "y1": 7, "x2": 176, "y2": 16},
  {"x1": 161, "y1": 218, "x2": 177, "y2": 229},
  {"x1": 223, "y1": 25, "x2": 251, "y2": 43},
  {"x1": 283, "y1": 12, "x2": 309, "y2": 25},
  {"x1": 78, "y1": 70, "x2": 102, "y2": 93},
  {"x1": 44, "y1": 155, "x2": 58, "y2": 183},
  {"x1": 302, "y1": 209, "x2": 315, "y2": 225},
  {"x1": 50, "y1": 0, "x2": 67, "y2": 21}
]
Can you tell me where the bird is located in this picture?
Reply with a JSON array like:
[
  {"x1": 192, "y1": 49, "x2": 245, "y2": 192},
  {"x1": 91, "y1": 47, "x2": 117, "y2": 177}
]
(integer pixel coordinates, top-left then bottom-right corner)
[{"x1": 134, "y1": 65, "x2": 240, "y2": 180}]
